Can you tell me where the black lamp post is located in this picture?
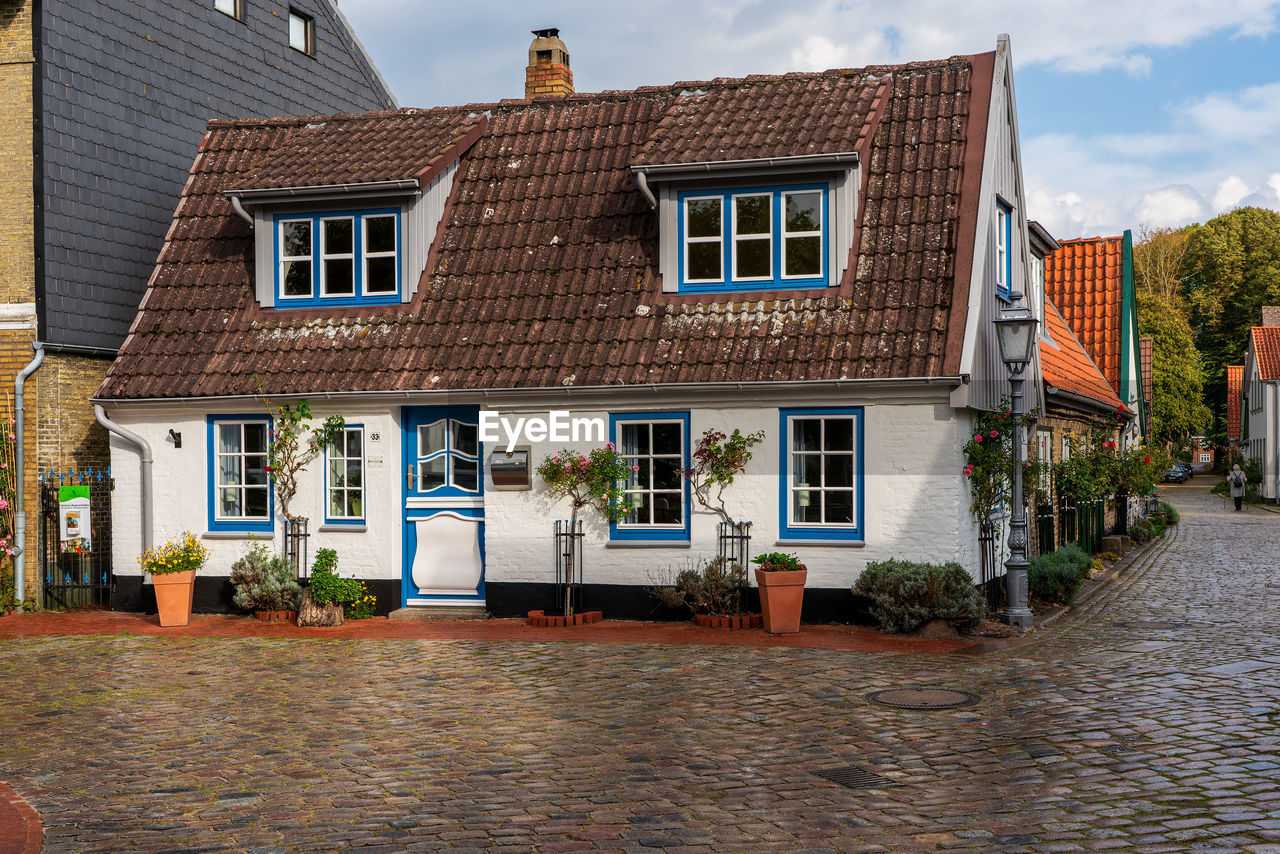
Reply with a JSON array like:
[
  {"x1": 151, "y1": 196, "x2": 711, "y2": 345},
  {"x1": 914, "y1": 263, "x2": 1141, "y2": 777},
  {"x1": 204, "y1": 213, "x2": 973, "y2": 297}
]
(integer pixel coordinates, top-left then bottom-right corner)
[{"x1": 993, "y1": 291, "x2": 1039, "y2": 628}]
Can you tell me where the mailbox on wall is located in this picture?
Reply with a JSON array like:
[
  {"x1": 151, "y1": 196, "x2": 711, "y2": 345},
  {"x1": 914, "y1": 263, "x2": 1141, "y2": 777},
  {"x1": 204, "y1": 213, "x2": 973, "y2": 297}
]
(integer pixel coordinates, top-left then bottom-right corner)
[{"x1": 490, "y1": 447, "x2": 531, "y2": 490}]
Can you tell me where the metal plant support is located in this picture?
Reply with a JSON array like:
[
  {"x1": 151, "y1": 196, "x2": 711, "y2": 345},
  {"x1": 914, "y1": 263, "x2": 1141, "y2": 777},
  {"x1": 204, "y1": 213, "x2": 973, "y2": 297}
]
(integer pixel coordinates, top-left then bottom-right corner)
[
  {"x1": 1035, "y1": 502, "x2": 1056, "y2": 556},
  {"x1": 553, "y1": 519, "x2": 584, "y2": 617},
  {"x1": 40, "y1": 467, "x2": 114, "y2": 610},
  {"x1": 284, "y1": 519, "x2": 310, "y2": 581},
  {"x1": 716, "y1": 521, "x2": 751, "y2": 572},
  {"x1": 978, "y1": 521, "x2": 1000, "y2": 611}
]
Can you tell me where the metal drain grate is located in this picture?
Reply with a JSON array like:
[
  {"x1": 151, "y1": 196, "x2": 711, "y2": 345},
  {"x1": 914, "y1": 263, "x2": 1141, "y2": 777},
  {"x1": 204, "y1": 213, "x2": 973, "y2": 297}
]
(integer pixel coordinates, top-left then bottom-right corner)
[
  {"x1": 815, "y1": 766, "x2": 899, "y2": 790},
  {"x1": 1022, "y1": 744, "x2": 1058, "y2": 758}
]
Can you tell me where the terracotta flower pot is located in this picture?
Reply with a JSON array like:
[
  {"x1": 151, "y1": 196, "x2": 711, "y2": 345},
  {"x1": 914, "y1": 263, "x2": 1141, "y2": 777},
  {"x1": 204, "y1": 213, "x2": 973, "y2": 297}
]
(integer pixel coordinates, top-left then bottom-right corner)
[
  {"x1": 152, "y1": 569, "x2": 196, "y2": 627},
  {"x1": 755, "y1": 567, "x2": 807, "y2": 634}
]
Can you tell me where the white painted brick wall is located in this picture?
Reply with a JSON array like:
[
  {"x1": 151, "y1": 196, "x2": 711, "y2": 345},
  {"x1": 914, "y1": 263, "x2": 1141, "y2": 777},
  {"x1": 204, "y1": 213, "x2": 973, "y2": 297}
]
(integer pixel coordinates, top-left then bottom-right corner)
[{"x1": 108, "y1": 397, "x2": 985, "y2": 591}]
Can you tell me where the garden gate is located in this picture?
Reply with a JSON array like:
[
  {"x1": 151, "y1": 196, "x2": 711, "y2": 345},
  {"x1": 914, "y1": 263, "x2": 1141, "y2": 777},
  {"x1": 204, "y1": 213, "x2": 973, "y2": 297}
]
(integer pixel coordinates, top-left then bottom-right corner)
[{"x1": 39, "y1": 468, "x2": 114, "y2": 609}]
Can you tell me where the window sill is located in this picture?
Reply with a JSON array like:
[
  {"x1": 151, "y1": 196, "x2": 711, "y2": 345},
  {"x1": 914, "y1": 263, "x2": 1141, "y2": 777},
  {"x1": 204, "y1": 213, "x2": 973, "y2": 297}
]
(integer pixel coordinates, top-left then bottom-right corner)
[
  {"x1": 774, "y1": 539, "x2": 865, "y2": 548},
  {"x1": 319, "y1": 523, "x2": 367, "y2": 532},
  {"x1": 606, "y1": 540, "x2": 692, "y2": 549},
  {"x1": 203, "y1": 530, "x2": 269, "y2": 540}
]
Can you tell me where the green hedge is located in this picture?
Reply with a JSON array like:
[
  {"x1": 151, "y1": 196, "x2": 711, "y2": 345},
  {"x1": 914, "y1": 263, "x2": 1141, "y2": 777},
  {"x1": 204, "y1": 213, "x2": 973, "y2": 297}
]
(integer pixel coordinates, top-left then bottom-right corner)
[
  {"x1": 1027, "y1": 543, "x2": 1091, "y2": 606},
  {"x1": 853, "y1": 559, "x2": 984, "y2": 634}
]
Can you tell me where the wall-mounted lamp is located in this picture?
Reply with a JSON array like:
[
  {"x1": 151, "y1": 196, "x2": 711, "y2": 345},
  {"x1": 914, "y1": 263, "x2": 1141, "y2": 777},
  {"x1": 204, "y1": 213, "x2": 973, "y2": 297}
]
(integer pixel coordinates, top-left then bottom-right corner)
[{"x1": 168, "y1": 429, "x2": 182, "y2": 449}]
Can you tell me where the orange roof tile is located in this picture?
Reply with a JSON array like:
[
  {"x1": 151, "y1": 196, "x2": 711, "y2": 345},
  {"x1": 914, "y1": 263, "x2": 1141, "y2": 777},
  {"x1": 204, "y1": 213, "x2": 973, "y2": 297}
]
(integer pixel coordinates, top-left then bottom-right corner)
[
  {"x1": 1044, "y1": 236, "x2": 1124, "y2": 395},
  {"x1": 1253, "y1": 327, "x2": 1280, "y2": 382},
  {"x1": 1227, "y1": 364, "x2": 1243, "y2": 442},
  {"x1": 1040, "y1": 297, "x2": 1126, "y2": 413}
]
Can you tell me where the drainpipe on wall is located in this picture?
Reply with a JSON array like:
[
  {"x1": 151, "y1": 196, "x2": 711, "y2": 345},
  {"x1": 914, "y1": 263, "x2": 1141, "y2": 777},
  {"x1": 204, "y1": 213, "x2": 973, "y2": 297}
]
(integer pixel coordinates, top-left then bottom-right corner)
[
  {"x1": 93, "y1": 405, "x2": 153, "y2": 560},
  {"x1": 13, "y1": 342, "x2": 45, "y2": 603}
]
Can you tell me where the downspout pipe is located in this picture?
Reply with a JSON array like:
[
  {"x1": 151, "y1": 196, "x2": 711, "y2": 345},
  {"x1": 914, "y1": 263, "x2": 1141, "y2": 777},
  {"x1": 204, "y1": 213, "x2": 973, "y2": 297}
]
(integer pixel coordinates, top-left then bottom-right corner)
[
  {"x1": 94, "y1": 405, "x2": 153, "y2": 560},
  {"x1": 13, "y1": 342, "x2": 45, "y2": 603}
]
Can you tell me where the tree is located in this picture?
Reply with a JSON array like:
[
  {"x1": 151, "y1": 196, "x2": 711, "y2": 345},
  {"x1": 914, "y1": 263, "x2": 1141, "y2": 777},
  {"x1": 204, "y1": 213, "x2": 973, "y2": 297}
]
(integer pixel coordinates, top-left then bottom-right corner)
[
  {"x1": 1136, "y1": 291, "x2": 1211, "y2": 445},
  {"x1": 1133, "y1": 225, "x2": 1190, "y2": 306},
  {"x1": 1184, "y1": 207, "x2": 1280, "y2": 429}
]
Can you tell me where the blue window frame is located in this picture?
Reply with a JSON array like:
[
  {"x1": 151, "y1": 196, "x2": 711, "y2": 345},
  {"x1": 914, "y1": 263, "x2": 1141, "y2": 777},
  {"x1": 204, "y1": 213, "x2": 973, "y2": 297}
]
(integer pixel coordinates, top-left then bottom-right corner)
[
  {"x1": 677, "y1": 184, "x2": 828, "y2": 293},
  {"x1": 778, "y1": 408, "x2": 863, "y2": 541},
  {"x1": 325, "y1": 425, "x2": 364, "y2": 523},
  {"x1": 274, "y1": 208, "x2": 401, "y2": 308},
  {"x1": 207, "y1": 415, "x2": 274, "y2": 532},
  {"x1": 610, "y1": 412, "x2": 691, "y2": 542},
  {"x1": 996, "y1": 201, "x2": 1012, "y2": 299}
]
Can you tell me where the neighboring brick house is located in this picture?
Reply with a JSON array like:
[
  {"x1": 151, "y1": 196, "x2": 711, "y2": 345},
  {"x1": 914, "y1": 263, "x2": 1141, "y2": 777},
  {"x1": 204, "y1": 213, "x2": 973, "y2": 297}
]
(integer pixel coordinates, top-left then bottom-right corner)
[
  {"x1": 1243, "y1": 324, "x2": 1280, "y2": 501},
  {"x1": 1044, "y1": 233, "x2": 1148, "y2": 442},
  {"x1": 0, "y1": 0, "x2": 394, "y2": 601},
  {"x1": 1026, "y1": 222, "x2": 1131, "y2": 554},
  {"x1": 97, "y1": 34, "x2": 1052, "y2": 620}
]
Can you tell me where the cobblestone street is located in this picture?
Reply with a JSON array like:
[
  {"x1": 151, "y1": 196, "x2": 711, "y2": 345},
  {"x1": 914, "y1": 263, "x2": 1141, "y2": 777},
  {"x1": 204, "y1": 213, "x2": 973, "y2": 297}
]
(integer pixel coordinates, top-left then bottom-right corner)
[{"x1": 2, "y1": 483, "x2": 1278, "y2": 853}]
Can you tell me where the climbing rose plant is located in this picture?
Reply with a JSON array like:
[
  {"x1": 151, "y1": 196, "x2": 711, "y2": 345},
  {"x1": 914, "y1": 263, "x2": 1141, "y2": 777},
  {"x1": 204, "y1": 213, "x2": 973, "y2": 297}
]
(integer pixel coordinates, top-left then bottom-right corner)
[
  {"x1": 683, "y1": 428, "x2": 764, "y2": 525},
  {"x1": 962, "y1": 400, "x2": 1044, "y2": 523},
  {"x1": 260, "y1": 397, "x2": 345, "y2": 522},
  {"x1": 537, "y1": 445, "x2": 636, "y2": 524}
]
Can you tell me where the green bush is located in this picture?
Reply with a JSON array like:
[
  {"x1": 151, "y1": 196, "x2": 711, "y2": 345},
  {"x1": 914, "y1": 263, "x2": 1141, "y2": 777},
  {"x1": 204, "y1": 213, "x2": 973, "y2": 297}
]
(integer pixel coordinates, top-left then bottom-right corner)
[
  {"x1": 309, "y1": 548, "x2": 362, "y2": 607},
  {"x1": 1129, "y1": 518, "x2": 1155, "y2": 544},
  {"x1": 230, "y1": 542, "x2": 301, "y2": 612},
  {"x1": 1152, "y1": 518, "x2": 1167, "y2": 539},
  {"x1": 853, "y1": 559, "x2": 984, "y2": 634},
  {"x1": 1160, "y1": 501, "x2": 1179, "y2": 525},
  {"x1": 1027, "y1": 544, "x2": 1091, "y2": 606}
]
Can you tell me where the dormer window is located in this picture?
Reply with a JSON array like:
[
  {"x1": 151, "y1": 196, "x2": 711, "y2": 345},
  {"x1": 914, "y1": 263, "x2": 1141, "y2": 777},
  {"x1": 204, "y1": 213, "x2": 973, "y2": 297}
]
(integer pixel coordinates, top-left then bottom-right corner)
[
  {"x1": 677, "y1": 184, "x2": 828, "y2": 292},
  {"x1": 274, "y1": 209, "x2": 400, "y2": 307}
]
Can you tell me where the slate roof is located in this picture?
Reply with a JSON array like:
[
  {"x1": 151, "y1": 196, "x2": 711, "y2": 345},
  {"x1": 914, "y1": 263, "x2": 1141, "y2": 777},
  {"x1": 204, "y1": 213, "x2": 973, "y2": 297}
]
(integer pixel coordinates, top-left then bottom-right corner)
[
  {"x1": 98, "y1": 52, "x2": 992, "y2": 401},
  {"x1": 1044, "y1": 236, "x2": 1124, "y2": 395},
  {"x1": 1040, "y1": 298, "x2": 1126, "y2": 413},
  {"x1": 1252, "y1": 327, "x2": 1280, "y2": 382},
  {"x1": 1227, "y1": 364, "x2": 1243, "y2": 442}
]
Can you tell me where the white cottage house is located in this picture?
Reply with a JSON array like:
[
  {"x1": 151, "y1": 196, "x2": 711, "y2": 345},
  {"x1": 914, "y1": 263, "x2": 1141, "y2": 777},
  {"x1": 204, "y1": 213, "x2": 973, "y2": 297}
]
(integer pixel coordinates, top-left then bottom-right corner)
[{"x1": 95, "y1": 34, "x2": 1047, "y2": 620}]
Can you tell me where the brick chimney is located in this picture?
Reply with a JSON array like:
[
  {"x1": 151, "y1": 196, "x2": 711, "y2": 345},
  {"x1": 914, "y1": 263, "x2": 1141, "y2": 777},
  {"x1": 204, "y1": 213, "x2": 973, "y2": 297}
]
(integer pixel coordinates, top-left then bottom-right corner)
[
  {"x1": 1263, "y1": 306, "x2": 1280, "y2": 327},
  {"x1": 525, "y1": 28, "x2": 573, "y2": 99}
]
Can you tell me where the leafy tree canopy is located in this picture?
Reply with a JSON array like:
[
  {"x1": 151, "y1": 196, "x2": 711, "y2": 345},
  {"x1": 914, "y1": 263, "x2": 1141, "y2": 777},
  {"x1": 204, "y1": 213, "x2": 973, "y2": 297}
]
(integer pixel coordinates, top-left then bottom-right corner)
[{"x1": 1136, "y1": 291, "x2": 1211, "y2": 444}]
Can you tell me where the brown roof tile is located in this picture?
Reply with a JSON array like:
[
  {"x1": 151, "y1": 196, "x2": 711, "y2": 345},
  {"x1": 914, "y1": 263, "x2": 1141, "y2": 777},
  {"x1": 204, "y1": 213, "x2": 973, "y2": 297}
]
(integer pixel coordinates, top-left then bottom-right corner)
[{"x1": 100, "y1": 54, "x2": 989, "y2": 400}]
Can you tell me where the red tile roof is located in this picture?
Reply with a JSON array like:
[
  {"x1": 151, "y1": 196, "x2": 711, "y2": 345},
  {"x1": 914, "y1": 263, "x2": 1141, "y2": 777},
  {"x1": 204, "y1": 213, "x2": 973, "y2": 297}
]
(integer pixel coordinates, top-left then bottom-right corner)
[
  {"x1": 1044, "y1": 236, "x2": 1123, "y2": 395},
  {"x1": 1227, "y1": 364, "x2": 1243, "y2": 441},
  {"x1": 99, "y1": 53, "x2": 991, "y2": 400},
  {"x1": 1139, "y1": 336, "x2": 1153, "y2": 412},
  {"x1": 1039, "y1": 298, "x2": 1126, "y2": 413},
  {"x1": 1253, "y1": 327, "x2": 1280, "y2": 381}
]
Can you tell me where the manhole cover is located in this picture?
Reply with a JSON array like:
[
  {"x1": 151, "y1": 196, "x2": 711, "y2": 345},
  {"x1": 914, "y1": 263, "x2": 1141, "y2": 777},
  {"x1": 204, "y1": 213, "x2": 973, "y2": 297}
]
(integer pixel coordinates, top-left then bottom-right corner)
[
  {"x1": 866, "y1": 688, "x2": 980, "y2": 710},
  {"x1": 815, "y1": 765, "x2": 899, "y2": 789}
]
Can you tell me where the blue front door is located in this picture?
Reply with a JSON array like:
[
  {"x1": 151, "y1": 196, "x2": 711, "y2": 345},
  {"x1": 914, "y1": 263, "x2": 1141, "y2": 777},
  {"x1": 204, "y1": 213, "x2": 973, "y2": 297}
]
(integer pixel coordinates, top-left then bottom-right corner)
[{"x1": 401, "y1": 406, "x2": 485, "y2": 607}]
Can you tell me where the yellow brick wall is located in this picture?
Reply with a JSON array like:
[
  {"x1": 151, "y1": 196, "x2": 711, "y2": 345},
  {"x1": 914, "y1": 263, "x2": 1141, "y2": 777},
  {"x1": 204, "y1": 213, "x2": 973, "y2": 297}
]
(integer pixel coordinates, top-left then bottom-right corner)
[
  {"x1": 0, "y1": 0, "x2": 35, "y2": 304},
  {"x1": 35, "y1": 352, "x2": 112, "y2": 475},
  {"x1": 0, "y1": 331, "x2": 39, "y2": 599}
]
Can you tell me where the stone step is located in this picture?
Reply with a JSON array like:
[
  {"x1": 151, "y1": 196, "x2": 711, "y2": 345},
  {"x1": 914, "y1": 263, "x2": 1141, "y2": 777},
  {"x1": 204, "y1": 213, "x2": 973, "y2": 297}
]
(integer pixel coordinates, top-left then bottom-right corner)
[{"x1": 387, "y1": 606, "x2": 490, "y2": 622}]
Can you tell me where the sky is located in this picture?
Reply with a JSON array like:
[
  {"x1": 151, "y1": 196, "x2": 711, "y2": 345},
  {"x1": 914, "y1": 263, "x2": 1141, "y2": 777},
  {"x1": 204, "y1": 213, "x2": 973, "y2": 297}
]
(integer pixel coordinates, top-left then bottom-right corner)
[{"x1": 338, "y1": 0, "x2": 1280, "y2": 241}]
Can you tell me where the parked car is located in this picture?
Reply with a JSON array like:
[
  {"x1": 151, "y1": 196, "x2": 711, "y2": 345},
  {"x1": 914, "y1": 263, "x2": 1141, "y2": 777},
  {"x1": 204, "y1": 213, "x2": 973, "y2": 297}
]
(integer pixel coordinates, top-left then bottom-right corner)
[
  {"x1": 1175, "y1": 462, "x2": 1193, "y2": 479},
  {"x1": 1163, "y1": 467, "x2": 1188, "y2": 483}
]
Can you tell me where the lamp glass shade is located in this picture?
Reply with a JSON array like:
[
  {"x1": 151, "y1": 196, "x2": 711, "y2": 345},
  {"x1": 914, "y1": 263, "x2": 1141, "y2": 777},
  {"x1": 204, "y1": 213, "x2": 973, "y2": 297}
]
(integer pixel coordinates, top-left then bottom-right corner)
[{"x1": 994, "y1": 306, "x2": 1038, "y2": 366}]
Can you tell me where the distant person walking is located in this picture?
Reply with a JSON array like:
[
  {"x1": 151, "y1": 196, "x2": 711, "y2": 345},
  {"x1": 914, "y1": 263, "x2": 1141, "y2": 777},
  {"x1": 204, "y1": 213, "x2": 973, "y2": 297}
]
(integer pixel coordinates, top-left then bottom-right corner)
[{"x1": 1228, "y1": 464, "x2": 1247, "y2": 511}]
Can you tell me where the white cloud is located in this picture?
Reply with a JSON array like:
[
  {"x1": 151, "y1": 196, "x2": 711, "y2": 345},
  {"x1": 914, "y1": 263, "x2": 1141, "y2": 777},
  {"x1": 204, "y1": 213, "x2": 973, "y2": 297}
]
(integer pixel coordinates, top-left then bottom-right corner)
[
  {"x1": 1134, "y1": 186, "x2": 1209, "y2": 227},
  {"x1": 1213, "y1": 175, "x2": 1251, "y2": 210}
]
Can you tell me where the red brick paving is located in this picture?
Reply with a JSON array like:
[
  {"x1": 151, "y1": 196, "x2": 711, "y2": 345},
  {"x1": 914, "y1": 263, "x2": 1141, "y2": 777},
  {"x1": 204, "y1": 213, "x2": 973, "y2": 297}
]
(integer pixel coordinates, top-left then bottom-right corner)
[
  {"x1": 0, "y1": 610, "x2": 975, "y2": 654},
  {"x1": 0, "y1": 783, "x2": 39, "y2": 854}
]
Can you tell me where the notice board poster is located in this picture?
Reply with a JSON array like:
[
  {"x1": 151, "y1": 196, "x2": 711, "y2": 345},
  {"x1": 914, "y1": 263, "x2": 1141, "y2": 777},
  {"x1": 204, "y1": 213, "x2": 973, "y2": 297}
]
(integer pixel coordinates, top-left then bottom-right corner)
[{"x1": 59, "y1": 484, "x2": 91, "y2": 554}]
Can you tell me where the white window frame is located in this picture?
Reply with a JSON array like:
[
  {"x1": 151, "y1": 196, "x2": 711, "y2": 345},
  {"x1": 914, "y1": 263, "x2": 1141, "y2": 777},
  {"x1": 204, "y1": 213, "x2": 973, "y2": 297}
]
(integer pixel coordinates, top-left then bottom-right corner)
[
  {"x1": 361, "y1": 214, "x2": 398, "y2": 297},
  {"x1": 319, "y1": 216, "x2": 355, "y2": 298},
  {"x1": 618, "y1": 419, "x2": 686, "y2": 530},
  {"x1": 214, "y1": 0, "x2": 243, "y2": 20},
  {"x1": 682, "y1": 195, "x2": 724, "y2": 284},
  {"x1": 326, "y1": 426, "x2": 365, "y2": 521},
  {"x1": 417, "y1": 418, "x2": 480, "y2": 494},
  {"x1": 786, "y1": 415, "x2": 858, "y2": 529},
  {"x1": 278, "y1": 218, "x2": 313, "y2": 300},
  {"x1": 781, "y1": 190, "x2": 823, "y2": 281},
  {"x1": 731, "y1": 192, "x2": 773, "y2": 282},
  {"x1": 214, "y1": 421, "x2": 271, "y2": 523}
]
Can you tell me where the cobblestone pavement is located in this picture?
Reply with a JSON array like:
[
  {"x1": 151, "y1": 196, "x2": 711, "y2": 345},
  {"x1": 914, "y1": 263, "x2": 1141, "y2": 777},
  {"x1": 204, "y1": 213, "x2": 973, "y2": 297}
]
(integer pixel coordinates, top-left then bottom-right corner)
[{"x1": 2, "y1": 483, "x2": 1279, "y2": 853}]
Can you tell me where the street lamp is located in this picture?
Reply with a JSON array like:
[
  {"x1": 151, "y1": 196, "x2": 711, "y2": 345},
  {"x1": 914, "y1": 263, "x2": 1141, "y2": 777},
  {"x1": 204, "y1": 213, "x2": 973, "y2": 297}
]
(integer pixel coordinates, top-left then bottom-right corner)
[{"x1": 993, "y1": 291, "x2": 1039, "y2": 628}]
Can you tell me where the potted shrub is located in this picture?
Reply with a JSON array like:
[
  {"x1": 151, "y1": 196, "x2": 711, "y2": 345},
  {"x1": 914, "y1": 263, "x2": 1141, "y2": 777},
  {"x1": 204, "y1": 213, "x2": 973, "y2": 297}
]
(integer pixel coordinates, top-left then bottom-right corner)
[
  {"x1": 751, "y1": 551, "x2": 807, "y2": 634},
  {"x1": 139, "y1": 531, "x2": 210, "y2": 627},
  {"x1": 298, "y1": 548, "x2": 360, "y2": 627},
  {"x1": 230, "y1": 541, "x2": 301, "y2": 622}
]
